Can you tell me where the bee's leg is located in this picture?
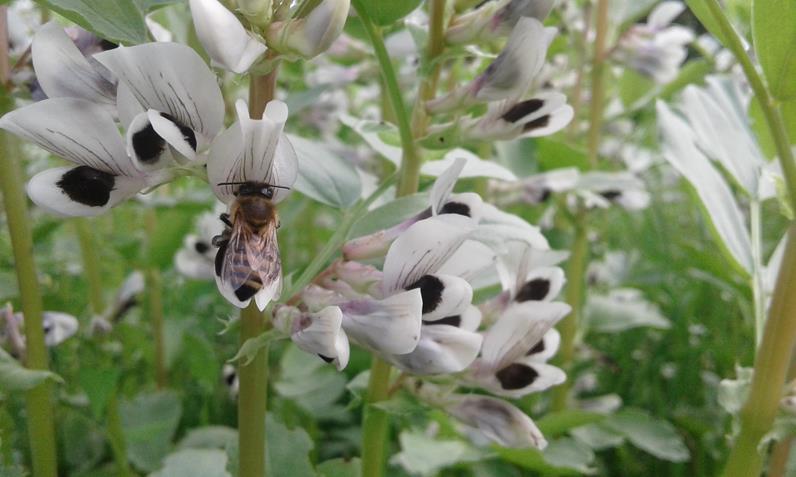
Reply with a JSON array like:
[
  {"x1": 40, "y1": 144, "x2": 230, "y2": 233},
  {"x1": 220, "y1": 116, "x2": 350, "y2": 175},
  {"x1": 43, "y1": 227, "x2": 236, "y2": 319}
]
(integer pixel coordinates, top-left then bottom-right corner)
[
  {"x1": 219, "y1": 213, "x2": 232, "y2": 228},
  {"x1": 211, "y1": 234, "x2": 229, "y2": 248},
  {"x1": 277, "y1": 220, "x2": 282, "y2": 229}
]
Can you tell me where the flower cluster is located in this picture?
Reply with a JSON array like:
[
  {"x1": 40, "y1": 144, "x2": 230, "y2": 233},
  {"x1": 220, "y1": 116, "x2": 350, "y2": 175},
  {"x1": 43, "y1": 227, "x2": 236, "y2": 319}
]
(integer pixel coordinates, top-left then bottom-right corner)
[{"x1": 272, "y1": 159, "x2": 571, "y2": 448}]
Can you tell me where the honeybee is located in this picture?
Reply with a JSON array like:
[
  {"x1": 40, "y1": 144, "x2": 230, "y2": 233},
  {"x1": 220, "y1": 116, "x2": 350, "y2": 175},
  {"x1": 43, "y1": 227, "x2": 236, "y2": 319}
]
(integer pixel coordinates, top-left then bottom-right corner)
[{"x1": 212, "y1": 181, "x2": 289, "y2": 307}]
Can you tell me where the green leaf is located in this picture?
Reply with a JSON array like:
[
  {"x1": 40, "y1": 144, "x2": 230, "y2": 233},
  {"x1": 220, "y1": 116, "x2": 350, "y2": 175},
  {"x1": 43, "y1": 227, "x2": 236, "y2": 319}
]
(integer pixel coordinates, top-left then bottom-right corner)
[
  {"x1": 289, "y1": 134, "x2": 363, "y2": 208},
  {"x1": 349, "y1": 193, "x2": 428, "y2": 238},
  {"x1": 34, "y1": 0, "x2": 148, "y2": 44},
  {"x1": 317, "y1": 458, "x2": 361, "y2": 477},
  {"x1": 393, "y1": 431, "x2": 480, "y2": 476},
  {"x1": 0, "y1": 348, "x2": 63, "y2": 392},
  {"x1": 121, "y1": 391, "x2": 182, "y2": 472},
  {"x1": 134, "y1": 0, "x2": 180, "y2": 11},
  {"x1": 603, "y1": 409, "x2": 690, "y2": 462},
  {"x1": 275, "y1": 345, "x2": 347, "y2": 419},
  {"x1": 495, "y1": 437, "x2": 596, "y2": 476},
  {"x1": 535, "y1": 138, "x2": 590, "y2": 171},
  {"x1": 585, "y1": 288, "x2": 671, "y2": 333},
  {"x1": 78, "y1": 367, "x2": 120, "y2": 419},
  {"x1": 229, "y1": 329, "x2": 282, "y2": 366},
  {"x1": 178, "y1": 426, "x2": 237, "y2": 451},
  {"x1": 181, "y1": 333, "x2": 220, "y2": 392},
  {"x1": 151, "y1": 448, "x2": 231, "y2": 477},
  {"x1": 685, "y1": 0, "x2": 734, "y2": 48},
  {"x1": 753, "y1": 0, "x2": 796, "y2": 100},
  {"x1": 361, "y1": 0, "x2": 423, "y2": 26},
  {"x1": 371, "y1": 391, "x2": 427, "y2": 418},
  {"x1": 265, "y1": 414, "x2": 316, "y2": 477},
  {"x1": 535, "y1": 410, "x2": 606, "y2": 438},
  {"x1": 148, "y1": 205, "x2": 205, "y2": 269},
  {"x1": 571, "y1": 423, "x2": 626, "y2": 451}
]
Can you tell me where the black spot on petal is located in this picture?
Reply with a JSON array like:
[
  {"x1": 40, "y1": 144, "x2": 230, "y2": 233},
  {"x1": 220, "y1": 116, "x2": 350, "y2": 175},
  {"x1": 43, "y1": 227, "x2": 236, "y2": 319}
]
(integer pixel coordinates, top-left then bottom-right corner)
[
  {"x1": 527, "y1": 339, "x2": 545, "y2": 356},
  {"x1": 515, "y1": 278, "x2": 551, "y2": 302},
  {"x1": 56, "y1": 165, "x2": 115, "y2": 207},
  {"x1": 407, "y1": 275, "x2": 445, "y2": 315},
  {"x1": 425, "y1": 315, "x2": 461, "y2": 327},
  {"x1": 161, "y1": 113, "x2": 198, "y2": 151},
  {"x1": 100, "y1": 39, "x2": 118, "y2": 51},
  {"x1": 194, "y1": 240, "x2": 210, "y2": 254},
  {"x1": 539, "y1": 188, "x2": 552, "y2": 202},
  {"x1": 522, "y1": 115, "x2": 550, "y2": 132},
  {"x1": 131, "y1": 123, "x2": 166, "y2": 163},
  {"x1": 496, "y1": 363, "x2": 539, "y2": 390},
  {"x1": 318, "y1": 354, "x2": 335, "y2": 363},
  {"x1": 502, "y1": 98, "x2": 544, "y2": 123},
  {"x1": 600, "y1": 190, "x2": 622, "y2": 200},
  {"x1": 234, "y1": 284, "x2": 258, "y2": 302},
  {"x1": 224, "y1": 370, "x2": 237, "y2": 386},
  {"x1": 439, "y1": 201, "x2": 471, "y2": 217}
]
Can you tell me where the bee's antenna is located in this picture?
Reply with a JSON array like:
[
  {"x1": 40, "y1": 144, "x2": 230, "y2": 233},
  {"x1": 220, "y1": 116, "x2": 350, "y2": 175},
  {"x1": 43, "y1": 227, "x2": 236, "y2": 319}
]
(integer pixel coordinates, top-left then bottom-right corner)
[{"x1": 216, "y1": 181, "x2": 245, "y2": 187}]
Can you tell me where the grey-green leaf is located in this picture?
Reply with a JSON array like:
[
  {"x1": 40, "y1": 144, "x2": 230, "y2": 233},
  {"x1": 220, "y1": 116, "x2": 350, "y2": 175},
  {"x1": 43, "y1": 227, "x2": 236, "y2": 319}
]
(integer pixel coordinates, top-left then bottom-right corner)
[
  {"x1": 265, "y1": 414, "x2": 316, "y2": 477},
  {"x1": 0, "y1": 347, "x2": 63, "y2": 392},
  {"x1": 753, "y1": 0, "x2": 796, "y2": 100},
  {"x1": 604, "y1": 409, "x2": 690, "y2": 462},
  {"x1": 34, "y1": 0, "x2": 148, "y2": 44},
  {"x1": 150, "y1": 448, "x2": 231, "y2": 477},
  {"x1": 121, "y1": 391, "x2": 183, "y2": 472},
  {"x1": 290, "y1": 134, "x2": 362, "y2": 208}
]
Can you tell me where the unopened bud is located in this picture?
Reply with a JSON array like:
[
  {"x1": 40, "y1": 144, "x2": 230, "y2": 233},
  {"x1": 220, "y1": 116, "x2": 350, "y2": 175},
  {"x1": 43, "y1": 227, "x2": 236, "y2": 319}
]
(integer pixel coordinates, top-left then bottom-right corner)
[
  {"x1": 266, "y1": 0, "x2": 350, "y2": 58},
  {"x1": 238, "y1": 0, "x2": 273, "y2": 27}
]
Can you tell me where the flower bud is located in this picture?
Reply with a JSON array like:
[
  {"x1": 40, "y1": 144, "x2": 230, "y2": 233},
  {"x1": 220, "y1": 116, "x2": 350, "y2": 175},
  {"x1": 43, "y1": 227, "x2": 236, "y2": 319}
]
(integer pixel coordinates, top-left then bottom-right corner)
[
  {"x1": 266, "y1": 0, "x2": 350, "y2": 59},
  {"x1": 238, "y1": 0, "x2": 273, "y2": 26}
]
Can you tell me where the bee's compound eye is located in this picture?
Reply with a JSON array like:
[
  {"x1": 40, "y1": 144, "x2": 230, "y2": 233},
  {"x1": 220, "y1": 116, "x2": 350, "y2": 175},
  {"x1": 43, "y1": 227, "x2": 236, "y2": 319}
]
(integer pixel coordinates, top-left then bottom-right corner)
[{"x1": 264, "y1": 187, "x2": 274, "y2": 199}]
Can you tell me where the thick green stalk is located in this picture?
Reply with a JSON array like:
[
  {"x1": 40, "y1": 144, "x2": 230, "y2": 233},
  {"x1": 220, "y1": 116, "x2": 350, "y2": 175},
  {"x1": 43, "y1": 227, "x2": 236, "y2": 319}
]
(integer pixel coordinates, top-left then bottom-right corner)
[
  {"x1": 75, "y1": 218, "x2": 106, "y2": 315},
  {"x1": 552, "y1": 0, "x2": 609, "y2": 411},
  {"x1": 144, "y1": 210, "x2": 167, "y2": 389},
  {"x1": 551, "y1": 212, "x2": 588, "y2": 411},
  {"x1": 351, "y1": 0, "x2": 421, "y2": 197},
  {"x1": 693, "y1": 2, "x2": 796, "y2": 474},
  {"x1": 352, "y1": 2, "x2": 446, "y2": 475},
  {"x1": 236, "y1": 69, "x2": 279, "y2": 477},
  {"x1": 724, "y1": 226, "x2": 796, "y2": 477},
  {"x1": 238, "y1": 302, "x2": 269, "y2": 477},
  {"x1": 75, "y1": 219, "x2": 133, "y2": 476},
  {"x1": 586, "y1": 0, "x2": 610, "y2": 167},
  {"x1": 750, "y1": 200, "x2": 765, "y2": 348},
  {"x1": 0, "y1": 8, "x2": 57, "y2": 475}
]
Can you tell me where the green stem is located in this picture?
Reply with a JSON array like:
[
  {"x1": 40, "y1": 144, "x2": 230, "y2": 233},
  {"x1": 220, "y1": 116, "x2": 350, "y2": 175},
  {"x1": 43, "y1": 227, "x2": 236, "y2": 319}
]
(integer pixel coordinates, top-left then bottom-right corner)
[
  {"x1": 238, "y1": 302, "x2": 269, "y2": 477},
  {"x1": 351, "y1": 0, "x2": 421, "y2": 197},
  {"x1": 105, "y1": 393, "x2": 132, "y2": 477},
  {"x1": 724, "y1": 226, "x2": 796, "y2": 477},
  {"x1": 75, "y1": 219, "x2": 133, "y2": 476},
  {"x1": 236, "y1": 67, "x2": 279, "y2": 477},
  {"x1": 352, "y1": 2, "x2": 447, "y2": 475},
  {"x1": 586, "y1": 0, "x2": 610, "y2": 167},
  {"x1": 750, "y1": 200, "x2": 765, "y2": 349},
  {"x1": 551, "y1": 212, "x2": 588, "y2": 411},
  {"x1": 360, "y1": 358, "x2": 392, "y2": 477},
  {"x1": 75, "y1": 218, "x2": 105, "y2": 315},
  {"x1": 145, "y1": 210, "x2": 167, "y2": 389},
  {"x1": 701, "y1": 0, "x2": 796, "y2": 211},
  {"x1": 0, "y1": 8, "x2": 58, "y2": 474}
]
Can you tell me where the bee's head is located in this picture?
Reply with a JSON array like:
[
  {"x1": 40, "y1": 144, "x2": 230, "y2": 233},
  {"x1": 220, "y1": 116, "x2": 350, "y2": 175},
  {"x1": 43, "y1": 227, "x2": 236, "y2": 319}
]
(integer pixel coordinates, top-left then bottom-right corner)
[{"x1": 222, "y1": 181, "x2": 289, "y2": 200}]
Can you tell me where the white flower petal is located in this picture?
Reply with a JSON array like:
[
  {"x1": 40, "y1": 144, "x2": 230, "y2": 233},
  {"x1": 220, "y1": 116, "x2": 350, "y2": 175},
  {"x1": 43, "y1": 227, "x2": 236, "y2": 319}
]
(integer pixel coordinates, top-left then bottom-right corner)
[
  {"x1": 0, "y1": 98, "x2": 135, "y2": 176},
  {"x1": 126, "y1": 112, "x2": 175, "y2": 173},
  {"x1": 382, "y1": 215, "x2": 474, "y2": 293},
  {"x1": 40, "y1": 311, "x2": 79, "y2": 346},
  {"x1": 148, "y1": 109, "x2": 198, "y2": 161},
  {"x1": 175, "y1": 235, "x2": 215, "y2": 280},
  {"x1": 292, "y1": 306, "x2": 350, "y2": 371},
  {"x1": 483, "y1": 358, "x2": 566, "y2": 398},
  {"x1": 26, "y1": 166, "x2": 144, "y2": 217},
  {"x1": 389, "y1": 324, "x2": 482, "y2": 375},
  {"x1": 657, "y1": 101, "x2": 753, "y2": 272},
  {"x1": 340, "y1": 289, "x2": 422, "y2": 355},
  {"x1": 117, "y1": 81, "x2": 144, "y2": 130},
  {"x1": 146, "y1": 16, "x2": 173, "y2": 42},
  {"x1": 31, "y1": 22, "x2": 116, "y2": 108},
  {"x1": 474, "y1": 17, "x2": 551, "y2": 101},
  {"x1": 648, "y1": 1, "x2": 685, "y2": 29},
  {"x1": 430, "y1": 156, "x2": 466, "y2": 215},
  {"x1": 412, "y1": 274, "x2": 473, "y2": 322},
  {"x1": 423, "y1": 148, "x2": 517, "y2": 181},
  {"x1": 254, "y1": 278, "x2": 282, "y2": 311},
  {"x1": 526, "y1": 328, "x2": 560, "y2": 362},
  {"x1": 448, "y1": 395, "x2": 547, "y2": 449},
  {"x1": 514, "y1": 266, "x2": 566, "y2": 302},
  {"x1": 460, "y1": 305, "x2": 483, "y2": 332},
  {"x1": 94, "y1": 42, "x2": 225, "y2": 138},
  {"x1": 437, "y1": 239, "x2": 497, "y2": 285},
  {"x1": 520, "y1": 104, "x2": 574, "y2": 138},
  {"x1": 190, "y1": 0, "x2": 267, "y2": 73},
  {"x1": 208, "y1": 100, "x2": 298, "y2": 204},
  {"x1": 480, "y1": 301, "x2": 571, "y2": 370}
]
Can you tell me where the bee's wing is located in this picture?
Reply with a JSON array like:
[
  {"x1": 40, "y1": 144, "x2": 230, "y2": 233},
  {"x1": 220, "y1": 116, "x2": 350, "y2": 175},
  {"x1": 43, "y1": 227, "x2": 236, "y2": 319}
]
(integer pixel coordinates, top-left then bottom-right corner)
[{"x1": 217, "y1": 220, "x2": 282, "y2": 310}]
